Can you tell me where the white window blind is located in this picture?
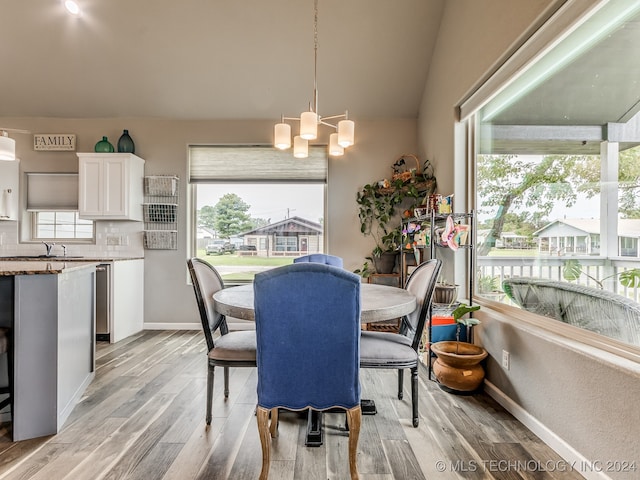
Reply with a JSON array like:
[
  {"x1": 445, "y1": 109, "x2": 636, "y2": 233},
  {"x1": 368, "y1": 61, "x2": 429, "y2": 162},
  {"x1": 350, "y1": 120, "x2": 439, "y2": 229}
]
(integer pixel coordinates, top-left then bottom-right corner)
[
  {"x1": 26, "y1": 173, "x2": 79, "y2": 211},
  {"x1": 188, "y1": 145, "x2": 327, "y2": 183}
]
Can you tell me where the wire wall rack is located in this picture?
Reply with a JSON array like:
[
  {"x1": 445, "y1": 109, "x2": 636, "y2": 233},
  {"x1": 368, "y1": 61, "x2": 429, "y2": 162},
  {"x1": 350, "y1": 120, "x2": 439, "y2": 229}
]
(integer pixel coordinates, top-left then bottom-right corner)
[{"x1": 143, "y1": 175, "x2": 179, "y2": 250}]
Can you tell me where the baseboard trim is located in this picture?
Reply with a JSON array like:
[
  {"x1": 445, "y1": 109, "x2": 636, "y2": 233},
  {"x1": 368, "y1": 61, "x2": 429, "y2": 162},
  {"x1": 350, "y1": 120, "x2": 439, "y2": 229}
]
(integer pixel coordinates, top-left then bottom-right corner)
[
  {"x1": 483, "y1": 380, "x2": 611, "y2": 480},
  {"x1": 143, "y1": 323, "x2": 201, "y2": 330}
]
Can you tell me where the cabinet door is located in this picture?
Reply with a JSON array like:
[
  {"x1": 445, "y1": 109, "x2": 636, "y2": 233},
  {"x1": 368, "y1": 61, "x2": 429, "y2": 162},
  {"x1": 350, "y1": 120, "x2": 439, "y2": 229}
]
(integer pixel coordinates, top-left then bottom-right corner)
[
  {"x1": 103, "y1": 157, "x2": 127, "y2": 216},
  {"x1": 78, "y1": 157, "x2": 103, "y2": 217}
]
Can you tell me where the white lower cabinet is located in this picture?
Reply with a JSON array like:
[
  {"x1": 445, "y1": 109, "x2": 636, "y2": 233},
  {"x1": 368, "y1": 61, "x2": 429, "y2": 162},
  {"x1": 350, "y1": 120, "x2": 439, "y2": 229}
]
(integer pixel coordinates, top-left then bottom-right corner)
[{"x1": 111, "y1": 259, "x2": 144, "y2": 343}]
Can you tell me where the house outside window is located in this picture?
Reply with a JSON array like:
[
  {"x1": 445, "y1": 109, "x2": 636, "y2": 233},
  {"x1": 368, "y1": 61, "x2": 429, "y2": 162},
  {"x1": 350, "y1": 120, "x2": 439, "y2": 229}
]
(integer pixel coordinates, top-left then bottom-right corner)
[
  {"x1": 462, "y1": 0, "x2": 640, "y2": 350},
  {"x1": 188, "y1": 145, "x2": 327, "y2": 282}
]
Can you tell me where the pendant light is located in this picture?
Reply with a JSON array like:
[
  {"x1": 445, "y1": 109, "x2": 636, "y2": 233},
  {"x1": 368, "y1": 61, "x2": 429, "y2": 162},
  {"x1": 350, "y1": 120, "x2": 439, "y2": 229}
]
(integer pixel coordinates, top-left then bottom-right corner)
[
  {"x1": 273, "y1": 0, "x2": 355, "y2": 158},
  {"x1": 0, "y1": 131, "x2": 16, "y2": 161}
]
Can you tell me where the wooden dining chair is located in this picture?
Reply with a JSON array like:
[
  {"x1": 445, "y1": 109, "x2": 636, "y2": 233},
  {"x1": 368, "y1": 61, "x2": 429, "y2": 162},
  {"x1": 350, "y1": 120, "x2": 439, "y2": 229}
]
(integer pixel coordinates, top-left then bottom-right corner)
[
  {"x1": 187, "y1": 258, "x2": 257, "y2": 425},
  {"x1": 254, "y1": 263, "x2": 362, "y2": 479},
  {"x1": 360, "y1": 258, "x2": 442, "y2": 427},
  {"x1": 293, "y1": 253, "x2": 344, "y2": 268}
]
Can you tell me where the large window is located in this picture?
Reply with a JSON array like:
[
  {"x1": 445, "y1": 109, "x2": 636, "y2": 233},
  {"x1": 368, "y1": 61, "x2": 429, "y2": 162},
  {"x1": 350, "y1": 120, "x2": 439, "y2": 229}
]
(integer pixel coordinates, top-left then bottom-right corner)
[
  {"x1": 189, "y1": 146, "x2": 326, "y2": 282},
  {"x1": 468, "y1": 0, "x2": 640, "y2": 349}
]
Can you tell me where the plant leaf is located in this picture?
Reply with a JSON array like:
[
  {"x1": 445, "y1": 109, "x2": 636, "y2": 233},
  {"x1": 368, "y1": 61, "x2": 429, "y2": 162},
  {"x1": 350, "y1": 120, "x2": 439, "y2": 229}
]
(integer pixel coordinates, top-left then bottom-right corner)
[
  {"x1": 619, "y1": 269, "x2": 640, "y2": 288},
  {"x1": 562, "y1": 259, "x2": 583, "y2": 282}
]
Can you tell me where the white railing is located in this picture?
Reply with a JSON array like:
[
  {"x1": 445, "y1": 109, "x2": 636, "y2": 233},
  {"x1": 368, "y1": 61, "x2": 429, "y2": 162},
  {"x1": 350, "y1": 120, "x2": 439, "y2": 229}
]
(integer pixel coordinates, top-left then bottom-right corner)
[{"x1": 477, "y1": 255, "x2": 640, "y2": 303}]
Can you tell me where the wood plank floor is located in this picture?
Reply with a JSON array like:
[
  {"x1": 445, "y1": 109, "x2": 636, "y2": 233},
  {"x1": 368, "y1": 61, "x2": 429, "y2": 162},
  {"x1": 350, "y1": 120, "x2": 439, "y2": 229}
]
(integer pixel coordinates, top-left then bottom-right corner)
[{"x1": 0, "y1": 330, "x2": 584, "y2": 480}]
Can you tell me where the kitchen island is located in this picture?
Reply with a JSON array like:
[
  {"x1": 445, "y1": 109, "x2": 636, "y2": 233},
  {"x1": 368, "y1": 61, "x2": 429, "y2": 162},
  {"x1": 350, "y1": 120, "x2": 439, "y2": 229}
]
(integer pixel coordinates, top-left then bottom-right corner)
[{"x1": 0, "y1": 261, "x2": 97, "y2": 441}]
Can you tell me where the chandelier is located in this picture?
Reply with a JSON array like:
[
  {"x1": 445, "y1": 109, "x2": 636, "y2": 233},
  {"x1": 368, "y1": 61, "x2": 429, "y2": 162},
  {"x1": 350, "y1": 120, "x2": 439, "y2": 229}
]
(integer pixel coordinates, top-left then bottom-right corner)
[{"x1": 273, "y1": 0, "x2": 354, "y2": 158}]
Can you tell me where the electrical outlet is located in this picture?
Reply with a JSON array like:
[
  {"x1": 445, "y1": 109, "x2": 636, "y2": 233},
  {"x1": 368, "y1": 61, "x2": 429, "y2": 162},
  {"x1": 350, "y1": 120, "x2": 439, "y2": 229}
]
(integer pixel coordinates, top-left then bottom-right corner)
[
  {"x1": 106, "y1": 235, "x2": 122, "y2": 246},
  {"x1": 502, "y1": 350, "x2": 510, "y2": 370}
]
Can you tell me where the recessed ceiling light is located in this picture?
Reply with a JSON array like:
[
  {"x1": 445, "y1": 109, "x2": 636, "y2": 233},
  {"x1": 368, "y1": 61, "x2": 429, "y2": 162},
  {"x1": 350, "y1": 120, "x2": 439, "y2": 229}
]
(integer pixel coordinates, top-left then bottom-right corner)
[{"x1": 64, "y1": 0, "x2": 81, "y2": 16}]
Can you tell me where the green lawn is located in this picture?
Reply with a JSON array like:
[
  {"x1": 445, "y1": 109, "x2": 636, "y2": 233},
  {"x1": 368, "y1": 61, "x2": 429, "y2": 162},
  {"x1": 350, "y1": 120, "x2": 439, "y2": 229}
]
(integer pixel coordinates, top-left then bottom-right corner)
[{"x1": 196, "y1": 250, "x2": 294, "y2": 281}]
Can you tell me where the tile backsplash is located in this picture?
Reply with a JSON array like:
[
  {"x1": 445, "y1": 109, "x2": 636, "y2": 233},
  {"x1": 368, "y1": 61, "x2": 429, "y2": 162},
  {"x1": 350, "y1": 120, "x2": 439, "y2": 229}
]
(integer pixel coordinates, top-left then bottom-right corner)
[{"x1": 0, "y1": 220, "x2": 144, "y2": 258}]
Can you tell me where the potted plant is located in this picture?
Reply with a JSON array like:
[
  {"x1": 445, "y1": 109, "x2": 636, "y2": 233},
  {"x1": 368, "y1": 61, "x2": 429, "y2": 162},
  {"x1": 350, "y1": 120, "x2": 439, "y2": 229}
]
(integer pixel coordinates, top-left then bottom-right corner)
[
  {"x1": 356, "y1": 157, "x2": 436, "y2": 274},
  {"x1": 431, "y1": 304, "x2": 488, "y2": 393}
]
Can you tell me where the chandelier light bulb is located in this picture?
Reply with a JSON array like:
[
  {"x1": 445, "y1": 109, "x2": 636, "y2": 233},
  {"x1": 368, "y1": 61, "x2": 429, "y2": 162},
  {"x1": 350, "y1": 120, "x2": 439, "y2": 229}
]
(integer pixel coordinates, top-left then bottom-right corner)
[
  {"x1": 274, "y1": 123, "x2": 292, "y2": 150},
  {"x1": 300, "y1": 112, "x2": 318, "y2": 140},
  {"x1": 293, "y1": 136, "x2": 309, "y2": 158},
  {"x1": 64, "y1": 0, "x2": 81, "y2": 16},
  {"x1": 337, "y1": 119, "x2": 355, "y2": 148},
  {"x1": 329, "y1": 133, "x2": 344, "y2": 156}
]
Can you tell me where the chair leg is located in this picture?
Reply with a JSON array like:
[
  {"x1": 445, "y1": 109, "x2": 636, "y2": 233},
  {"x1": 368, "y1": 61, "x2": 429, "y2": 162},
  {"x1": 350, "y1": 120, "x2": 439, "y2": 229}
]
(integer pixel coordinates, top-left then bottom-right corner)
[
  {"x1": 206, "y1": 365, "x2": 214, "y2": 425},
  {"x1": 256, "y1": 406, "x2": 271, "y2": 480},
  {"x1": 397, "y1": 369, "x2": 404, "y2": 400},
  {"x1": 223, "y1": 366, "x2": 230, "y2": 398},
  {"x1": 269, "y1": 408, "x2": 279, "y2": 438},
  {"x1": 346, "y1": 406, "x2": 361, "y2": 480},
  {"x1": 411, "y1": 366, "x2": 419, "y2": 427}
]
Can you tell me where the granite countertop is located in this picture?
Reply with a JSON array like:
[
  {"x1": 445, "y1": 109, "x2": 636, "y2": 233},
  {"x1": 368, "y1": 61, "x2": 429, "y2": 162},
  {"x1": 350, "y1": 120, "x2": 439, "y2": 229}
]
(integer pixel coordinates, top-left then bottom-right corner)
[
  {"x1": 0, "y1": 256, "x2": 144, "y2": 262},
  {"x1": 0, "y1": 261, "x2": 101, "y2": 276}
]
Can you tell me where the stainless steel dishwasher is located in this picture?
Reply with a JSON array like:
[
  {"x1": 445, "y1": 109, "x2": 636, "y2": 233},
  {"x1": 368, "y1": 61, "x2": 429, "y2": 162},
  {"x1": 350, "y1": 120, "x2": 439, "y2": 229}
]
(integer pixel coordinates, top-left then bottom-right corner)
[{"x1": 95, "y1": 264, "x2": 111, "y2": 341}]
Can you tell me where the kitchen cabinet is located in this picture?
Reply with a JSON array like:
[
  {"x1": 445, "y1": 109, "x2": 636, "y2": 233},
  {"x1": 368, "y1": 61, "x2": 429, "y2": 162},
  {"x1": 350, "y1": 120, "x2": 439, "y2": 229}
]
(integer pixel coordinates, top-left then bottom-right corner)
[
  {"x1": 77, "y1": 153, "x2": 145, "y2": 220},
  {"x1": 0, "y1": 160, "x2": 19, "y2": 221},
  {"x1": 111, "y1": 259, "x2": 144, "y2": 343}
]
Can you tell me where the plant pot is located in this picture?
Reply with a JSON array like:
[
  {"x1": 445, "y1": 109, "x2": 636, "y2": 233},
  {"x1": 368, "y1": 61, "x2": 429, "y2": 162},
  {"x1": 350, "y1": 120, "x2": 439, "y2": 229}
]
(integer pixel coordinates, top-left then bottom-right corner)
[
  {"x1": 434, "y1": 284, "x2": 458, "y2": 304},
  {"x1": 431, "y1": 341, "x2": 488, "y2": 392},
  {"x1": 372, "y1": 251, "x2": 397, "y2": 274}
]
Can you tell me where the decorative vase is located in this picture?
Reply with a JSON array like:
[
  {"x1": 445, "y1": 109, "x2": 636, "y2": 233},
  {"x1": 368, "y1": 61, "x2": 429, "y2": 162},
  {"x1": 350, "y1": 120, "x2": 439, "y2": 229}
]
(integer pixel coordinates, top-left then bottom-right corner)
[
  {"x1": 117, "y1": 129, "x2": 135, "y2": 153},
  {"x1": 94, "y1": 136, "x2": 114, "y2": 153},
  {"x1": 431, "y1": 341, "x2": 488, "y2": 392}
]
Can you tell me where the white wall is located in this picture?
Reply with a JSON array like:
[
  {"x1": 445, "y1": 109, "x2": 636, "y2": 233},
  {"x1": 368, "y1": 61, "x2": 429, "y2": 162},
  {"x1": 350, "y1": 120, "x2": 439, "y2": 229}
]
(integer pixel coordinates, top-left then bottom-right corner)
[
  {"x1": 418, "y1": 1, "x2": 640, "y2": 478},
  {"x1": 0, "y1": 116, "x2": 419, "y2": 327}
]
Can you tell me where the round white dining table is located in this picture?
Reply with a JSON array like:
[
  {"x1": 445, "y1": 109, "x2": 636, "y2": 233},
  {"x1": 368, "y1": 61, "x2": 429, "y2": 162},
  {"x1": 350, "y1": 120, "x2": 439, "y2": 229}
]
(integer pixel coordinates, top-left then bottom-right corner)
[{"x1": 213, "y1": 282, "x2": 416, "y2": 324}]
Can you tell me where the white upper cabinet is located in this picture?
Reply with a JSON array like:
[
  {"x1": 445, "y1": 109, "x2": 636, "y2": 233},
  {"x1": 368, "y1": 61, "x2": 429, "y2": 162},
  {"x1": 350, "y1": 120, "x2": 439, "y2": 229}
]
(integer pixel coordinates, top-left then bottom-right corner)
[
  {"x1": 0, "y1": 159, "x2": 19, "y2": 220},
  {"x1": 77, "y1": 153, "x2": 145, "y2": 220}
]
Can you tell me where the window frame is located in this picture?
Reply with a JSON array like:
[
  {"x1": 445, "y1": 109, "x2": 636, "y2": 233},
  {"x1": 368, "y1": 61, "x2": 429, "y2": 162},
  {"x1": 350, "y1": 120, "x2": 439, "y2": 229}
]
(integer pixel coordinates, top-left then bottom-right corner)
[{"x1": 30, "y1": 210, "x2": 95, "y2": 243}]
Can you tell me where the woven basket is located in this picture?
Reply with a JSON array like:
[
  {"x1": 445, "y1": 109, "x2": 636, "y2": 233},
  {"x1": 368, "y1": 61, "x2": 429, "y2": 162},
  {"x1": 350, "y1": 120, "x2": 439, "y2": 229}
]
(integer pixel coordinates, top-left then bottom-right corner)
[{"x1": 392, "y1": 154, "x2": 421, "y2": 182}]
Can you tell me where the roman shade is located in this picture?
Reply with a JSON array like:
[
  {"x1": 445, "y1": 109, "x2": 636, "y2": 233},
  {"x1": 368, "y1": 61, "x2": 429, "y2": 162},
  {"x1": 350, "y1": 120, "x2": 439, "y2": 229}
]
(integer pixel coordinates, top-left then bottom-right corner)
[
  {"x1": 188, "y1": 145, "x2": 327, "y2": 183},
  {"x1": 26, "y1": 173, "x2": 79, "y2": 211}
]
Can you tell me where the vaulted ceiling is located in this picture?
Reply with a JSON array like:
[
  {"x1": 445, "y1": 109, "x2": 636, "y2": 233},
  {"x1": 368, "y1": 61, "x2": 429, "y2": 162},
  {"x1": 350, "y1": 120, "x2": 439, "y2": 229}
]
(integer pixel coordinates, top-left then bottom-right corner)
[{"x1": 0, "y1": 0, "x2": 444, "y2": 121}]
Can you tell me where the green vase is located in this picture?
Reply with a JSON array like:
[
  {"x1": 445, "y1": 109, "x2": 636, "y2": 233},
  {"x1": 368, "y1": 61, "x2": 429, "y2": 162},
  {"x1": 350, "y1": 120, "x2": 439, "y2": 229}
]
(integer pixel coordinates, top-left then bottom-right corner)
[
  {"x1": 117, "y1": 129, "x2": 135, "y2": 154},
  {"x1": 94, "y1": 136, "x2": 114, "y2": 153}
]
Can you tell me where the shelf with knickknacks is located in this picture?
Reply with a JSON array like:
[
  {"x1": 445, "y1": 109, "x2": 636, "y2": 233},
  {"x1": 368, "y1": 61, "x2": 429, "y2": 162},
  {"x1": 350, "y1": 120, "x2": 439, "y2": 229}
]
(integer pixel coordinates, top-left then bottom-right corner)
[{"x1": 355, "y1": 154, "x2": 437, "y2": 276}]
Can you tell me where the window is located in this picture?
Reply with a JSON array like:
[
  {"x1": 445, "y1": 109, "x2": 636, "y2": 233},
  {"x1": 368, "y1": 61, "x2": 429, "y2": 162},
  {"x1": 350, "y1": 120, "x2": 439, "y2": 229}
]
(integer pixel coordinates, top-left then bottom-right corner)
[
  {"x1": 465, "y1": 0, "x2": 640, "y2": 349},
  {"x1": 32, "y1": 211, "x2": 94, "y2": 240},
  {"x1": 189, "y1": 145, "x2": 327, "y2": 282}
]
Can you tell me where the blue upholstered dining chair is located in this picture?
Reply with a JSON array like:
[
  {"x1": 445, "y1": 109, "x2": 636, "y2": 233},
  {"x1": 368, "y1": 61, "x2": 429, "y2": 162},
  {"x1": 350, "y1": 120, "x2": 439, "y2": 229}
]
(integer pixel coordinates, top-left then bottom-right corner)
[
  {"x1": 187, "y1": 258, "x2": 257, "y2": 425},
  {"x1": 293, "y1": 253, "x2": 344, "y2": 268},
  {"x1": 253, "y1": 263, "x2": 361, "y2": 480},
  {"x1": 360, "y1": 258, "x2": 442, "y2": 427}
]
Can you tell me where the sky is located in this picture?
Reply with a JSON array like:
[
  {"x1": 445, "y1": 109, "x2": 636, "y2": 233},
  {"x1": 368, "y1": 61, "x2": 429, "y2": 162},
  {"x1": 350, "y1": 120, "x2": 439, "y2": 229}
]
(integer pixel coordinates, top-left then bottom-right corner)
[{"x1": 196, "y1": 184, "x2": 325, "y2": 224}]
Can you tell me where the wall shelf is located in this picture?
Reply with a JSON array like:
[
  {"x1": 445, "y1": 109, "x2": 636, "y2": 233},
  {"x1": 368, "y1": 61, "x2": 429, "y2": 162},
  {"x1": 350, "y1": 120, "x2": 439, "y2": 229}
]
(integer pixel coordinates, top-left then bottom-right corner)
[{"x1": 143, "y1": 175, "x2": 179, "y2": 250}]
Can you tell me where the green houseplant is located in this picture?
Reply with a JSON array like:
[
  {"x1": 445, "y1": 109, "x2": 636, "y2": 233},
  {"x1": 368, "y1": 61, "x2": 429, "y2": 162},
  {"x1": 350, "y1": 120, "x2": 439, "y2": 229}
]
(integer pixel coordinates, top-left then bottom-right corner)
[
  {"x1": 356, "y1": 157, "x2": 436, "y2": 274},
  {"x1": 431, "y1": 304, "x2": 488, "y2": 393}
]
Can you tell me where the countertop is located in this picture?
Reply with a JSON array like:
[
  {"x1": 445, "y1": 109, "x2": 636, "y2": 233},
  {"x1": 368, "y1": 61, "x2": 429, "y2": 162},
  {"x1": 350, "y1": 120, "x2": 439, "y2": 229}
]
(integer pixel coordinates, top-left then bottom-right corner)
[
  {"x1": 0, "y1": 261, "x2": 100, "y2": 276},
  {"x1": 0, "y1": 256, "x2": 144, "y2": 262}
]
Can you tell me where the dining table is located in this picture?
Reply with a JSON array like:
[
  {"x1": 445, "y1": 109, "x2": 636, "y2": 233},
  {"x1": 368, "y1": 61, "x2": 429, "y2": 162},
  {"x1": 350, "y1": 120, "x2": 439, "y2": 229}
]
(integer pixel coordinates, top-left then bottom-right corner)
[{"x1": 213, "y1": 281, "x2": 417, "y2": 446}]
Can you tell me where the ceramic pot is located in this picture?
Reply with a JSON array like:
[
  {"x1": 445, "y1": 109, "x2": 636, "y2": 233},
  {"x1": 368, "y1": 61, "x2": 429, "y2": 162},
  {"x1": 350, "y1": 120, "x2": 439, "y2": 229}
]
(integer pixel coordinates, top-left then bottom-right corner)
[
  {"x1": 434, "y1": 284, "x2": 458, "y2": 304},
  {"x1": 373, "y1": 251, "x2": 397, "y2": 274},
  {"x1": 431, "y1": 341, "x2": 488, "y2": 392}
]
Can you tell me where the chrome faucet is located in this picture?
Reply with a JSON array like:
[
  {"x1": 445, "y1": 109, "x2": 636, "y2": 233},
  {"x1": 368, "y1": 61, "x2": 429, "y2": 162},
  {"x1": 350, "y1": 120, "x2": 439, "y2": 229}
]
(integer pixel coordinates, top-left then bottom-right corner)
[
  {"x1": 61, "y1": 244, "x2": 67, "y2": 257},
  {"x1": 42, "y1": 241, "x2": 55, "y2": 257}
]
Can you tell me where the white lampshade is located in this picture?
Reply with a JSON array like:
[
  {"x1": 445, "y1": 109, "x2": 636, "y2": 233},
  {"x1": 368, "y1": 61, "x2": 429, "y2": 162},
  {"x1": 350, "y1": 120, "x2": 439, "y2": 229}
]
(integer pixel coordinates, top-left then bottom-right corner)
[
  {"x1": 293, "y1": 136, "x2": 309, "y2": 158},
  {"x1": 0, "y1": 133, "x2": 16, "y2": 161},
  {"x1": 300, "y1": 111, "x2": 318, "y2": 140},
  {"x1": 337, "y1": 119, "x2": 355, "y2": 147},
  {"x1": 274, "y1": 123, "x2": 291, "y2": 150},
  {"x1": 329, "y1": 133, "x2": 344, "y2": 156}
]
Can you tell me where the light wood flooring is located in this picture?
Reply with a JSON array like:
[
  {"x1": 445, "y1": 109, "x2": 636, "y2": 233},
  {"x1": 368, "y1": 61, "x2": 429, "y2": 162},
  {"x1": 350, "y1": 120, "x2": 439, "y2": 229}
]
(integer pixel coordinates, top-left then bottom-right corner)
[{"x1": 0, "y1": 330, "x2": 584, "y2": 480}]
